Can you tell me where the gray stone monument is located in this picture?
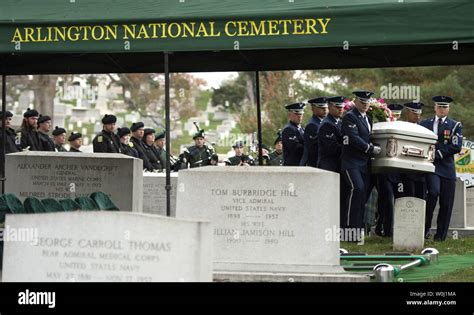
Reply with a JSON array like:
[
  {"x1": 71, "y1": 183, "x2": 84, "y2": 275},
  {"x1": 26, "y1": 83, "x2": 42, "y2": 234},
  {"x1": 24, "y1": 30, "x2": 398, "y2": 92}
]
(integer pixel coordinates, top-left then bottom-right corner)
[
  {"x1": 176, "y1": 167, "x2": 368, "y2": 282},
  {"x1": 2, "y1": 212, "x2": 212, "y2": 282},
  {"x1": 5, "y1": 152, "x2": 143, "y2": 212},
  {"x1": 465, "y1": 188, "x2": 474, "y2": 228},
  {"x1": 143, "y1": 173, "x2": 178, "y2": 216},
  {"x1": 393, "y1": 197, "x2": 426, "y2": 251}
]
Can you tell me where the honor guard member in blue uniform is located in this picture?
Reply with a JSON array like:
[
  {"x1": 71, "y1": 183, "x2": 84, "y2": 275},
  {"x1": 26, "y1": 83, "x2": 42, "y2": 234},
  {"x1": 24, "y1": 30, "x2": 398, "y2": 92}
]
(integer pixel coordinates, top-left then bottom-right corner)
[
  {"x1": 18, "y1": 108, "x2": 42, "y2": 151},
  {"x1": 317, "y1": 96, "x2": 345, "y2": 172},
  {"x1": 300, "y1": 97, "x2": 328, "y2": 167},
  {"x1": 93, "y1": 114, "x2": 121, "y2": 153},
  {"x1": 269, "y1": 131, "x2": 284, "y2": 166},
  {"x1": 318, "y1": 96, "x2": 346, "y2": 227},
  {"x1": 420, "y1": 96, "x2": 462, "y2": 241},
  {"x1": 68, "y1": 132, "x2": 82, "y2": 152},
  {"x1": 183, "y1": 129, "x2": 218, "y2": 168},
  {"x1": 402, "y1": 102, "x2": 427, "y2": 199},
  {"x1": 225, "y1": 140, "x2": 255, "y2": 166},
  {"x1": 341, "y1": 91, "x2": 381, "y2": 229},
  {"x1": 374, "y1": 104, "x2": 405, "y2": 237},
  {"x1": 282, "y1": 102, "x2": 305, "y2": 166},
  {"x1": 37, "y1": 115, "x2": 55, "y2": 151}
]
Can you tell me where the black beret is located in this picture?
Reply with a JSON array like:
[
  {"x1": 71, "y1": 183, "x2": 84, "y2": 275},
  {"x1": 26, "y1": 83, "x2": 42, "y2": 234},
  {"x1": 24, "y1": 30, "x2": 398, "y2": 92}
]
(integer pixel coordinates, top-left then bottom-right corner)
[
  {"x1": 274, "y1": 130, "x2": 283, "y2": 145},
  {"x1": 23, "y1": 108, "x2": 39, "y2": 118},
  {"x1": 117, "y1": 127, "x2": 131, "y2": 138},
  {"x1": 143, "y1": 128, "x2": 156, "y2": 137},
  {"x1": 101, "y1": 114, "x2": 117, "y2": 124},
  {"x1": 0, "y1": 111, "x2": 13, "y2": 119},
  {"x1": 52, "y1": 126, "x2": 67, "y2": 136},
  {"x1": 68, "y1": 132, "x2": 82, "y2": 142},
  {"x1": 130, "y1": 122, "x2": 145, "y2": 132},
  {"x1": 37, "y1": 115, "x2": 52, "y2": 125}
]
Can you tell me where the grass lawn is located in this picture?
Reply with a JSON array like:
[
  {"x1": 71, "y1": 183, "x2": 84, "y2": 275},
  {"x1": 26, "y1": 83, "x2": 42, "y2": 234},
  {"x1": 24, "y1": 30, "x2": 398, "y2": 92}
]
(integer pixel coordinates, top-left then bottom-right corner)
[{"x1": 341, "y1": 234, "x2": 474, "y2": 282}]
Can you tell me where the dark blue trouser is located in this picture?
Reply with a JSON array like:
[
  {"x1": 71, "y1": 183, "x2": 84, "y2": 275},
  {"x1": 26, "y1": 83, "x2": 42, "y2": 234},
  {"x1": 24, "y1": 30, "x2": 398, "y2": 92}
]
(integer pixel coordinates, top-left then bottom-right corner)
[
  {"x1": 403, "y1": 178, "x2": 426, "y2": 200},
  {"x1": 342, "y1": 168, "x2": 370, "y2": 229},
  {"x1": 425, "y1": 174, "x2": 456, "y2": 241},
  {"x1": 376, "y1": 174, "x2": 402, "y2": 237}
]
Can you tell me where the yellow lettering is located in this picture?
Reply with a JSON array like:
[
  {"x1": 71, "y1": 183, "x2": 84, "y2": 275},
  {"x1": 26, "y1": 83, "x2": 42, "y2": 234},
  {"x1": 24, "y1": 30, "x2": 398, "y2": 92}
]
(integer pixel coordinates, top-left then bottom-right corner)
[
  {"x1": 225, "y1": 21, "x2": 237, "y2": 36},
  {"x1": 318, "y1": 18, "x2": 331, "y2": 34},
  {"x1": 280, "y1": 20, "x2": 292, "y2": 35},
  {"x1": 24, "y1": 27, "x2": 35, "y2": 42},
  {"x1": 137, "y1": 24, "x2": 150, "y2": 39},
  {"x1": 267, "y1": 20, "x2": 279, "y2": 35},
  {"x1": 249, "y1": 21, "x2": 266, "y2": 36},
  {"x1": 305, "y1": 19, "x2": 319, "y2": 34},
  {"x1": 67, "y1": 26, "x2": 80, "y2": 41},
  {"x1": 292, "y1": 19, "x2": 305, "y2": 35},
  {"x1": 11, "y1": 28, "x2": 24, "y2": 42},
  {"x1": 148, "y1": 23, "x2": 160, "y2": 38},
  {"x1": 91, "y1": 26, "x2": 105, "y2": 40},
  {"x1": 182, "y1": 22, "x2": 195, "y2": 38},
  {"x1": 35, "y1": 27, "x2": 48, "y2": 42},
  {"x1": 196, "y1": 22, "x2": 209, "y2": 37},
  {"x1": 79, "y1": 26, "x2": 91, "y2": 40},
  {"x1": 237, "y1": 21, "x2": 249, "y2": 36},
  {"x1": 208, "y1": 21, "x2": 221, "y2": 37},
  {"x1": 104, "y1": 25, "x2": 118, "y2": 40},
  {"x1": 168, "y1": 22, "x2": 181, "y2": 38},
  {"x1": 123, "y1": 24, "x2": 136, "y2": 40},
  {"x1": 53, "y1": 26, "x2": 67, "y2": 41}
]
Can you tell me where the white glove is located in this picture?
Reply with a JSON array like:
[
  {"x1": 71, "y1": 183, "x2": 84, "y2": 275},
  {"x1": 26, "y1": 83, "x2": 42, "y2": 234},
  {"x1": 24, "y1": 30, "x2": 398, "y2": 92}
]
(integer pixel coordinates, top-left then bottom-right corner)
[{"x1": 373, "y1": 145, "x2": 382, "y2": 155}]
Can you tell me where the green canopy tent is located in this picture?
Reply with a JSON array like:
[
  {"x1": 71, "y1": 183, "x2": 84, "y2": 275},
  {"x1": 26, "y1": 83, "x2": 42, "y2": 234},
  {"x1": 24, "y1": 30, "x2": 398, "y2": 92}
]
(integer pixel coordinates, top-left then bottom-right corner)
[{"x1": 1, "y1": 0, "x2": 473, "y2": 215}]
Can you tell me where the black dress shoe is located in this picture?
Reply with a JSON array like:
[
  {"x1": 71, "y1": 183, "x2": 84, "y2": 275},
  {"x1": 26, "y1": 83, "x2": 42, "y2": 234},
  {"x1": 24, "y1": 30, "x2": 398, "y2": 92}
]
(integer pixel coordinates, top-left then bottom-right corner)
[{"x1": 424, "y1": 233, "x2": 432, "y2": 240}]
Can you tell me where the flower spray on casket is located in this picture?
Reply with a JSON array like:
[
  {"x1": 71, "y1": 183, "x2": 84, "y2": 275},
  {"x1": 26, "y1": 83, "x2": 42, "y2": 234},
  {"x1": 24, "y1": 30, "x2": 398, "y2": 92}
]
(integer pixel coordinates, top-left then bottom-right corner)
[{"x1": 343, "y1": 98, "x2": 394, "y2": 122}]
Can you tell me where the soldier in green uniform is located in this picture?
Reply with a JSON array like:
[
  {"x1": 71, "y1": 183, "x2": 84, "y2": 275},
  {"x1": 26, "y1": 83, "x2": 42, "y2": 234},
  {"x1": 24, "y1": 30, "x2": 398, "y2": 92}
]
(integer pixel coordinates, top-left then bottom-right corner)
[
  {"x1": 37, "y1": 115, "x2": 55, "y2": 151},
  {"x1": 17, "y1": 108, "x2": 42, "y2": 151},
  {"x1": 154, "y1": 130, "x2": 167, "y2": 168},
  {"x1": 68, "y1": 132, "x2": 82, "y2": 152},
  {"x1": 117, "y1": 127, "x2": 139, "y2": 158},
  {"x1": 183, "y1": 129, "x2": 218, "y2": 168},
  {"x1": 93, "y1": 114, "x2": 121, "y2": 153},
  {"x1": 268, "y1": 130, "x2": 284, "y2": 166},
  {"x1": 142, "y1": 128, "x2": 162, "y2": 171},
  {"x1": 52, "y1": 127, "x2": 68, "y2": 152},
  {"x1": 225, "y1": 140, "x2": 255, "y2": 166}
]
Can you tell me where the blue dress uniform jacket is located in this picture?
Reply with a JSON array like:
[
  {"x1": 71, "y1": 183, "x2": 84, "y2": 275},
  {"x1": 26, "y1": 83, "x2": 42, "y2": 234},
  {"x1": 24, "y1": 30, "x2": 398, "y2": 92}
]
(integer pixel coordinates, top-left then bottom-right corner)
[
  {"x1": 419, "y1": 117, "x2": 462, "y2": 180},
  {"x1": 317, "y1": 114, "x2": 343, "y2": 172},
  {"x1": 420, "y1": 116, "x2": 462, "y2": 240},
  {"x1": 341, "y1": 108, "x2": 374, "y2": 172},
  {"x1": 282, "y1": 121, "x2": 305, "y2": 166},
  {"x1": 300, "y1": 115, "x2": 322, "y2": 167}
]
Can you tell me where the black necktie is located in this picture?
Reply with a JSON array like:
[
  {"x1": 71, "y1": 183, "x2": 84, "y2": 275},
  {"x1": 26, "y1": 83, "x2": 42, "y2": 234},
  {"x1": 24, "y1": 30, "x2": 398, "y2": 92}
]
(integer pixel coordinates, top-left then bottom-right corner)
[{"x1": 437, "y1": 118, "x2": 443, "y2": 136}]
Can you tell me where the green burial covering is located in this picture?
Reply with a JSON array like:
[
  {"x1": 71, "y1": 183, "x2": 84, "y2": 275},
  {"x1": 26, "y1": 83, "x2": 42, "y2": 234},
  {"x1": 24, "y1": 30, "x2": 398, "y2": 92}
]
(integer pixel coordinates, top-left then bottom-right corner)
[
  {"x1": 2, "y1": 194, "x2": 25, "y2": 214},
  {"x1": 59, "y1": 199, "x2": 81, "y2": 211},
  {"x1": 75, "y1": 196, "x2": 99, "y2": 211},
  {"x1": 0, "y1": 195, "x2": 8, "y2": 223},
  {"x1": 90, "y1": 192, "x2": 119, "y2": 211},
  {"x1": 23, "y1": 197, "x2": 47, "y2": 213},
  {"x1": 41, "y1": 198, "x2": 65, "y2": 212}
]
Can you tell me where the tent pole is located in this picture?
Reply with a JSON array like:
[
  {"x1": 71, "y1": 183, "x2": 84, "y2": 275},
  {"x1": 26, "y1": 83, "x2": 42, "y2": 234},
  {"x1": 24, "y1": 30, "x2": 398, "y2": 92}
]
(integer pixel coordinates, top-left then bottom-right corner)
[
  {"x1": 255, "y1": 71, "x2": 263, "y2": 165},
  {"x1": 164, "y1": 52, "x2": 171, "y2": 217},
  {"x1": 1, "y1": 74, "x2": 6, "y2": 195}
]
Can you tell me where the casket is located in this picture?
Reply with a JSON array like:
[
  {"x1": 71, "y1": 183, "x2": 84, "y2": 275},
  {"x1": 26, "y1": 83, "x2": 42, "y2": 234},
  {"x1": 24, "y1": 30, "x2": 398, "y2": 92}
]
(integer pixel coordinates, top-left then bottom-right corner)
[{"x1": 371, "y1": 121, "x2": 437, "y2": 173}]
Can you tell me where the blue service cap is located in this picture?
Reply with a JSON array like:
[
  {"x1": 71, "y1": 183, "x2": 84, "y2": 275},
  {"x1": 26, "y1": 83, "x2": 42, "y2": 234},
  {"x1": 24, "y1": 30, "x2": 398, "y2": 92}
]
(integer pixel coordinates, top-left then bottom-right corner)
[
  {"x1": 388, "y1": 104, "x2": 404, "y2": 113},
  {"x1": 285, "y1": 102, "x2": 305, "y2": 114},
  {"x1": 403, "y1": 102, "x2": 424, "y2": 114},
  {"x1": 432, "y1": 95, "x2": 453, "y2": 106},
  {"x1": 307, "y1": 97, "x2": 328, "y2": 108},
  {"x1": 326, "y1": 96, "x2": 346, "y2": 106},
  {"x1": 352, "y1": 90, "x2": 375, "y2": 103}
]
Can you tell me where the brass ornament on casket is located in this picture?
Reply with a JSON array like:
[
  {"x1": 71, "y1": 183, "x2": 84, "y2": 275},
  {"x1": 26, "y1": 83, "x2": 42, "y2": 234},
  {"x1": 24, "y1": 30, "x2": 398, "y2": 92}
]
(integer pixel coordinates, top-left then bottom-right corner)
[{"x1": 371, "y1": 121, "x2": 437, "y2": 173}]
